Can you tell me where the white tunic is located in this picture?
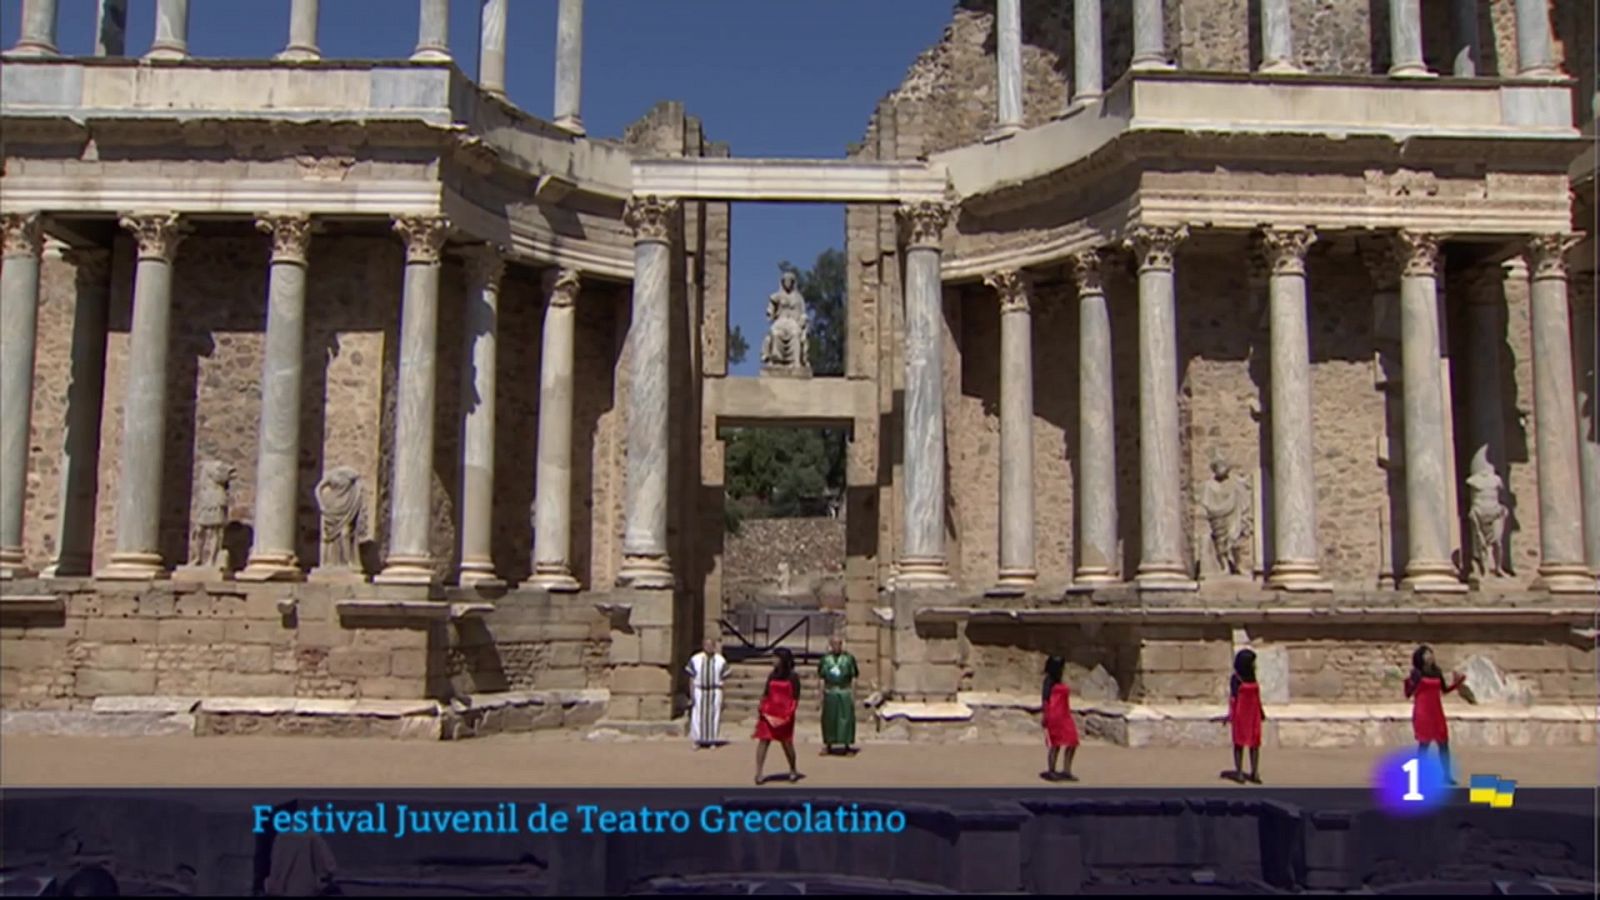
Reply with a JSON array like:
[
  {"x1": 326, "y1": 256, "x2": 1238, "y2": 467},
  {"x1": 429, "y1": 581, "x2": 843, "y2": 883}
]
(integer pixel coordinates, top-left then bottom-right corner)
[{"x1": 685, "y1": 651, "x2": 727, "y2": 745}]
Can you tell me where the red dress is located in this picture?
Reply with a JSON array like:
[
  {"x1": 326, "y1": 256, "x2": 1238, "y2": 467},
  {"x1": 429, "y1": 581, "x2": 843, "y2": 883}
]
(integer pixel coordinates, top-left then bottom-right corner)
[
  {"x1": 1409, "y1": 675, "x2": 1449, "y2": 743},
  {"x1": 1043, "y1": 683, "x2": 1080, "y2": 749},
  {"x1": 1229, "y1": 681, "x2": 1263, "y2": 748},
  {"x1": 754, "y1": 677, "x2": 797, "y2": 742}
]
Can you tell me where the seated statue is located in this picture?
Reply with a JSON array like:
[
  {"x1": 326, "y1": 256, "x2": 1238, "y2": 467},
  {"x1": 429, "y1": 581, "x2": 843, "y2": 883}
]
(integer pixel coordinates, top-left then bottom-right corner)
[{"x1": 761, "y1": 270, "x2": 811, "y2": 375}]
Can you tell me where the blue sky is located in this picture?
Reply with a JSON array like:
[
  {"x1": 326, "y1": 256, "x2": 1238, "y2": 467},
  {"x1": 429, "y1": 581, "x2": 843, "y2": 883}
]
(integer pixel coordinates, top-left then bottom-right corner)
[{"x1": 2, "y1": 1, "x2": 955, "y2": 374}]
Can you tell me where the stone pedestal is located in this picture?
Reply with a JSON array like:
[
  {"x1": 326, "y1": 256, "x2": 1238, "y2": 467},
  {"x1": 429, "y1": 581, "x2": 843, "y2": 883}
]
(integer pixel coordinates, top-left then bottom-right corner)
[
  {"x1": 601, "y1": 589, "x2": 677, "y2": 722},
  {"x1": 99, "y1": 213, "x2": 187, "y2": 582}
]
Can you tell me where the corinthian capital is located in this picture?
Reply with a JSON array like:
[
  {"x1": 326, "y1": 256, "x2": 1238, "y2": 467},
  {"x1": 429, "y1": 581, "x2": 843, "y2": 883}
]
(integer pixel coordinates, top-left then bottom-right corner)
[
  {"x1": 983, "y1": 269, "x2": 1031, "y2": 314},
  {"x1": 119, "y1": 212, "x2": 188, "y2": 263},
  {"x1": 1, "y1": 212, "x2": 44, "y2": 258},
  {"x1": 1260, "y1": 226, "x2": 1318, "y2": 276},
  {"x1": 897, "y1": 200, "x2": 954, "y2": 250},
  {"x1": 1125, "y1": 225, "x2": 1189, "y2": 272},
  {"x1": 1070, "y1": 249, "x2": 1105, "y2": 293},
  {"x1": 543, "y1": 267, "x2": 582, "y2": 307},
  {"x1": 393, "y1": 215, "x2": 451, "y2": 264},
  {"x1": 623, "y1": 195, "x2": 678, "y2": 243},
  {"x1": 1395, "y1": 229, "x2": 1441, "y2": 278},
  {"x1": 462, "y1": 243, "x2": 507, "y2": 290},
  {"x1": 256, "y1": 214, "x2": 314, "y2": 264},
  {"x1": 1525, "y1": 233, "x2": 1582, "y2": 281}
]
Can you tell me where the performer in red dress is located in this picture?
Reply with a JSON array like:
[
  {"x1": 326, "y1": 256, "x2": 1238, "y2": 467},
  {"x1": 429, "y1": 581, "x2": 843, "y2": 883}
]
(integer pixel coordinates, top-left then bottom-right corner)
[
  {"x1": 1226, "y1": 649, "x2": 1266, "y2": 784},
  {"x1": 753, "y1": 647, "x2": 801, "y2": 784},
  {"x1": 1040, "y1": 656, "x2": 1080, "y2": 782},
  {"x1": 1405, "y1": 644, "x2": 1465, "y2": 785}
]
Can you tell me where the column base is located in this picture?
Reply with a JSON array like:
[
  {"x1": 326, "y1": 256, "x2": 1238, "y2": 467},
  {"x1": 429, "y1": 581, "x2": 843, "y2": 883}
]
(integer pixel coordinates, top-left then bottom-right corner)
[
  {"x1": 1516, "y1": 66, "x2": 1564, "y2": 81},
  {"x1": 986, "y1": 568, "x2": 1037, "y2": 597},
  {"x1": 457, "y1": 561, "x2": 505, "y2": 590},
  {"x1": 1532, "y1": 564, "x2": 1600, "y2": 595},
  {"x1": 1056, "y1": 93, "x2": 1101, "y2": 118},
  {"x1": 0, "y1": 548, "x2": 32, "y2": 580},
  {"x1": 410, "y1": 48, "x2": 451, "y2": 63},
  {"x1": 39, "y1": 556, "x2": 91, "y2": 579},
  {"x1": 982, "y1": 124, "x2": 1021, "y2": 144},
  {"x1": 1387, "y1": 64, "x2": 1436, "y2": 78},
  {"x1": 1401, "y1": 562, "x2": 1467, "y2": 593},
  {"x1": 6, "y1": 42, "x2": 58, "y2": 58},
  {"x1": 1266, "y1": 561, "x2": 1332, "y2": 592},
  {"x1": 96, "y1": 553, "x2": 169, "y2": 581},
  {"x1": 617, "y1": 554, "x2": 674, "y2": 590},
  {"x1": 527, "y1": 564, "x2": 581, "y2": 593},
  {"x1": 1130, "y1": 58, "x2": 1175, "y2": 71},
  {"x1": 144, "y1": 45, "x2": 189, "y2": 61},
  {"x1": 173, "y1": 565, "x2": 231, "y2": 584},
  {"x1": 894, "y1": 557, "x2": 953, "y2": 589},
  {"x1": 554, "y1": 115, "x2": 586, "y2": 137},
  {"x1": 1259, "y1": 59, "x2": 1304, "y2": 75},
  {"x1": 1135, "y1": 563, "x2": 1198, "y2": 592},
  {"x1": 1066, "y1": 570, "x2": 1122, "y2": 592},
  {"x1": 275, "y1": 46, "x2": 322, "y2": 62},
  {"x1": 374, "y1": 555, "x2": 437, "y2": 586},
  {"x1": 238, "y1": 553, "x2": 304, "y2": 582}
]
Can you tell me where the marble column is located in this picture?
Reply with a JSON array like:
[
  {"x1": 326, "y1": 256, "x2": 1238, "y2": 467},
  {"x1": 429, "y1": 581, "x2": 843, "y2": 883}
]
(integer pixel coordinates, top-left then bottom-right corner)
[
  {"x1": 1071, "y1": 250, "x2": 1118, "y2": 585},
  {"x1": 456, "y1": 244, "x2": 504, "y2": 587},
  {"x1": 1571, "y1": 275, "x2": 1600, "y2": 577},
  {"x1": 146, "y1": 0, "x2": 190, "y2": 60},
  {"x1": 1071, "y1": 0, "x2": 1103, "y2": 105},
  {"x1": 10, "y1": 0, "x2": 59, "y2": 56},
  {"x1": 1261, "y1": 227, "x2": 1329, "y2": 590},
  {"x1": 279, "y1": 0, "x2": 321, "y2": 61},
  {"x1": 95, "y1": 0, "x2": 127, "y2": 57},
  {"x1": 479, "y1": 0, "x2": 508, "y2": 99},
  {"x1": 0, "y1": 214, "x2": 45, "y2": 579},
  {"x1": 1525, "y1": 234, "x2": 1592, "y2": 592},
  {"x1": 986, "y1": 270, "x2": 1036, "y2": 594},
  {"x1": 897, "y1": 201, "x2": 955, "y2": 587},
  {"x1": 994, "y1": 0, "x2": 1023, "y2": 136},
  {"x1": 1452, "y1": 0, "x2": 1479, "y2": 77},
  {"x1": 100, "y1": 213, "x2": 187, "y2": 580},
  {"x1": 1131, "y1": 0, "x2": 1171, "y2": 70},
  {"x1": 42, "y1": 249, "x2": 111, "y2": 579},
  {"x1": 618, "y1": 196, "x2": 676, "y2": 589},
  {"x1": 240, "y1": 215, "x2": 314, "y2": 582},
  {"x1": 376, "y1": 215, "x2": 450, "y2": 585},
  {"x1": 1260, "y1": 0, "x2": 1299, "y2": 73},
  {"x1": 1513, "y1": 0, "x2": 1559, "y2": 78},
  {"x1": 1126, "y1": 225, "x2": 1193, "y2": 590},
  {"x1": 1394, "y1": 230, "x2": 1459, "y2": 591},
  {"x1": 530, "y1": 268, "x2": 582, "y2": 592},
  {"x1": 1387, "y1": 0, "x2": 1429, "y2": 77},
  {"x1": 554, "y1": 0, "x2": 586, "y2": 135},
  {"x1": 412, "y1": 0, "x2": 450, "y2": 62}
]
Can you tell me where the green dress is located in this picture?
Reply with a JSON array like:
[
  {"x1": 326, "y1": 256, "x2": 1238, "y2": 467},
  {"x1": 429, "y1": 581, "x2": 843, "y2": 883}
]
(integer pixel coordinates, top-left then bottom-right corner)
[{"x1": 820, "y1": 652, "x2": 859, "y2": 747}]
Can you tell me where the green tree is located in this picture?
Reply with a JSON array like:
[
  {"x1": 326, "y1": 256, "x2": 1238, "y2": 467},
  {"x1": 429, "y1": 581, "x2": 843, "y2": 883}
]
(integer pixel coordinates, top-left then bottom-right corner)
[{"x1": 723, "y1": 248, "x2": 849, "y2": 525}]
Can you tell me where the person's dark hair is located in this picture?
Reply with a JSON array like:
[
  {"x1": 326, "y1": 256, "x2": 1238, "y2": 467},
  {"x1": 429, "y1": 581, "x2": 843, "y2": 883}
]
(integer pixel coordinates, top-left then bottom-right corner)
[
  {"x1": 1233, "y1": 649, "x2": 1257, "y2": 683},
  {"x1": 1041, "y1": 655, "x2": 1066, "y2": 705},
  {"x1": 771, "y1": 648, "x2": 795, "y2": 682},
  {"x1": 58, "y1": 866, "x2": 119, "y2": 897},
  {"x1": 1412, "y1": 644, "x2": 1442, "y2": 680}
]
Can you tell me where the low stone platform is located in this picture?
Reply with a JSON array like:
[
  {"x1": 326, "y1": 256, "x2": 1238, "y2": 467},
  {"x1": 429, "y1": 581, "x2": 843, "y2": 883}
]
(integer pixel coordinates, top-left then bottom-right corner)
[
  {"x1": 0, "y1": 690, "x2": 611, "y2": 741},
  {"x1": 875, "y1": 694, "x2": 1599, "y2": 748}
]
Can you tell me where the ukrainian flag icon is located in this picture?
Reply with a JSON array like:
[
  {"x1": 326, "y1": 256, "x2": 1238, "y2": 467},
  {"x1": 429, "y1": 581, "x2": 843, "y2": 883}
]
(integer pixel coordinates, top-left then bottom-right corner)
[{"x1": 1469, "y1": 775, "x2": 1516, "y2": 807}]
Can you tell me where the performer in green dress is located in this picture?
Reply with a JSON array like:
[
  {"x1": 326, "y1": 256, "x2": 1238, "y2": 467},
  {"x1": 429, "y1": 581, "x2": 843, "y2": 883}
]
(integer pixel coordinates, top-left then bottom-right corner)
[{"x1": 819, "y1": 635, "x2": 859, "y2": 754}]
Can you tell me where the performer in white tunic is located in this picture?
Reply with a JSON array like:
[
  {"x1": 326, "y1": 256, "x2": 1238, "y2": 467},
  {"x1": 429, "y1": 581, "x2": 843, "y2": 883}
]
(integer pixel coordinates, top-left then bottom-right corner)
[{"x1": 686, "y1": 638, "x2": 728, "y2": 748}]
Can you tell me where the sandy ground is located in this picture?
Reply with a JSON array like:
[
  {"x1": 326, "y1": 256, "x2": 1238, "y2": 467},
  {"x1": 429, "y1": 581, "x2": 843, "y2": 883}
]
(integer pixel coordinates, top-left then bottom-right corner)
[{"x1": 2, "y1": 734, "x2": 1595, "y2": 788}]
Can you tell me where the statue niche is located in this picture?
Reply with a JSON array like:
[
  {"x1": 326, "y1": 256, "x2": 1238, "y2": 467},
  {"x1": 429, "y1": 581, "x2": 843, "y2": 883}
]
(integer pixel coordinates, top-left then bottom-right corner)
[{"x1": 760, "y1": 270, "x2": 811, "y2": 377}]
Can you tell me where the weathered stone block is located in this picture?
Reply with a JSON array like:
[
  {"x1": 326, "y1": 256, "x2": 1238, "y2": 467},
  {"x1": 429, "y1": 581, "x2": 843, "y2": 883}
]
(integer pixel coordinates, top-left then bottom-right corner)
[
  {"x1": 351, "y1": 627, "x2": 428, "y2": 651},
  {"x1": 638, "y1": 694, "x2": 672, "y2": 720},
  {"x1": 609, "y1": 665, "x2": 671, "y2": 696},
  {"x1": 1568, "y1": 645, "x2": 1597, "y2": 672},
  {"x1": 638, "y1": 627, "x2": 673, "y2": 665},
  {"x1": 537, "y1": 668, "x2": 589, "y2": 689},
  {"x1": 233, "y1": 645, "x2": 274, "y2": 675},
  {"x1": 210, "y1": 672, "x2": 294, "y2": 695},
  {"x1": 608, "y1": 631, "x2": 641, "y2": 665},
  {"x1": 358, "y1": 677, "x2": 424, "y2": 699},
  {"x1": 1496, "y1": 644, "x2": 1570, "y2": 671},
  {"x1": 1181, "y1": 643, "x2": 1230, "y2": 672},
  {"x1": 293, "y1": 620, "x2": 350, "y2": 649},
  {"x1": 1293, "y1": 668, "x2": 1346, "y2": 699},
  {"x1": 625, "y1": 594, "x2": 675, "y2": 628},
  {"x1": 173, "y1": 594, "x2": 221, "y2": 618},
  {"x1": 546, "y1": 641, "x2": 585, "y2": 670},
  {"x1": 327, "y1": 649, "x2": 392, "y2": 678},
  {"x1": 84, "y1": 618, "x2": 159, "y2": 643},
  {"x1": 1140, "y1": 672, "x2": 1219, "y2": 700},
  {"x1": 1140, "y1": 642, "x2": 1185, "y2": 672},
  {"x1": 223, "y1": 618, "x2": 290, "y2": 645},
  {"x1": 76, "y1": 669, "x2": 156, "y2": 696},
  {"x1": 0, "y1": 639, "x2": 68, "y2": 669},
  {"x1": 1288, "y1": 647, "x2": 1327, "y2": 672},
  {"x1": 606, "y1": 694, "x2": 640, "y2": 720},
  {"x1": 894, "y1": 662, "x2": 960, "y2": 697},
  {"x1": 156, "y1": 619, "x2": 226, "y2": 644},
  {"x1": 390, "y1": 649, "x2": 429, "y2": 678},
  {"x1": 87, "y1": 644, "x2": 150, "y2": 670}
]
